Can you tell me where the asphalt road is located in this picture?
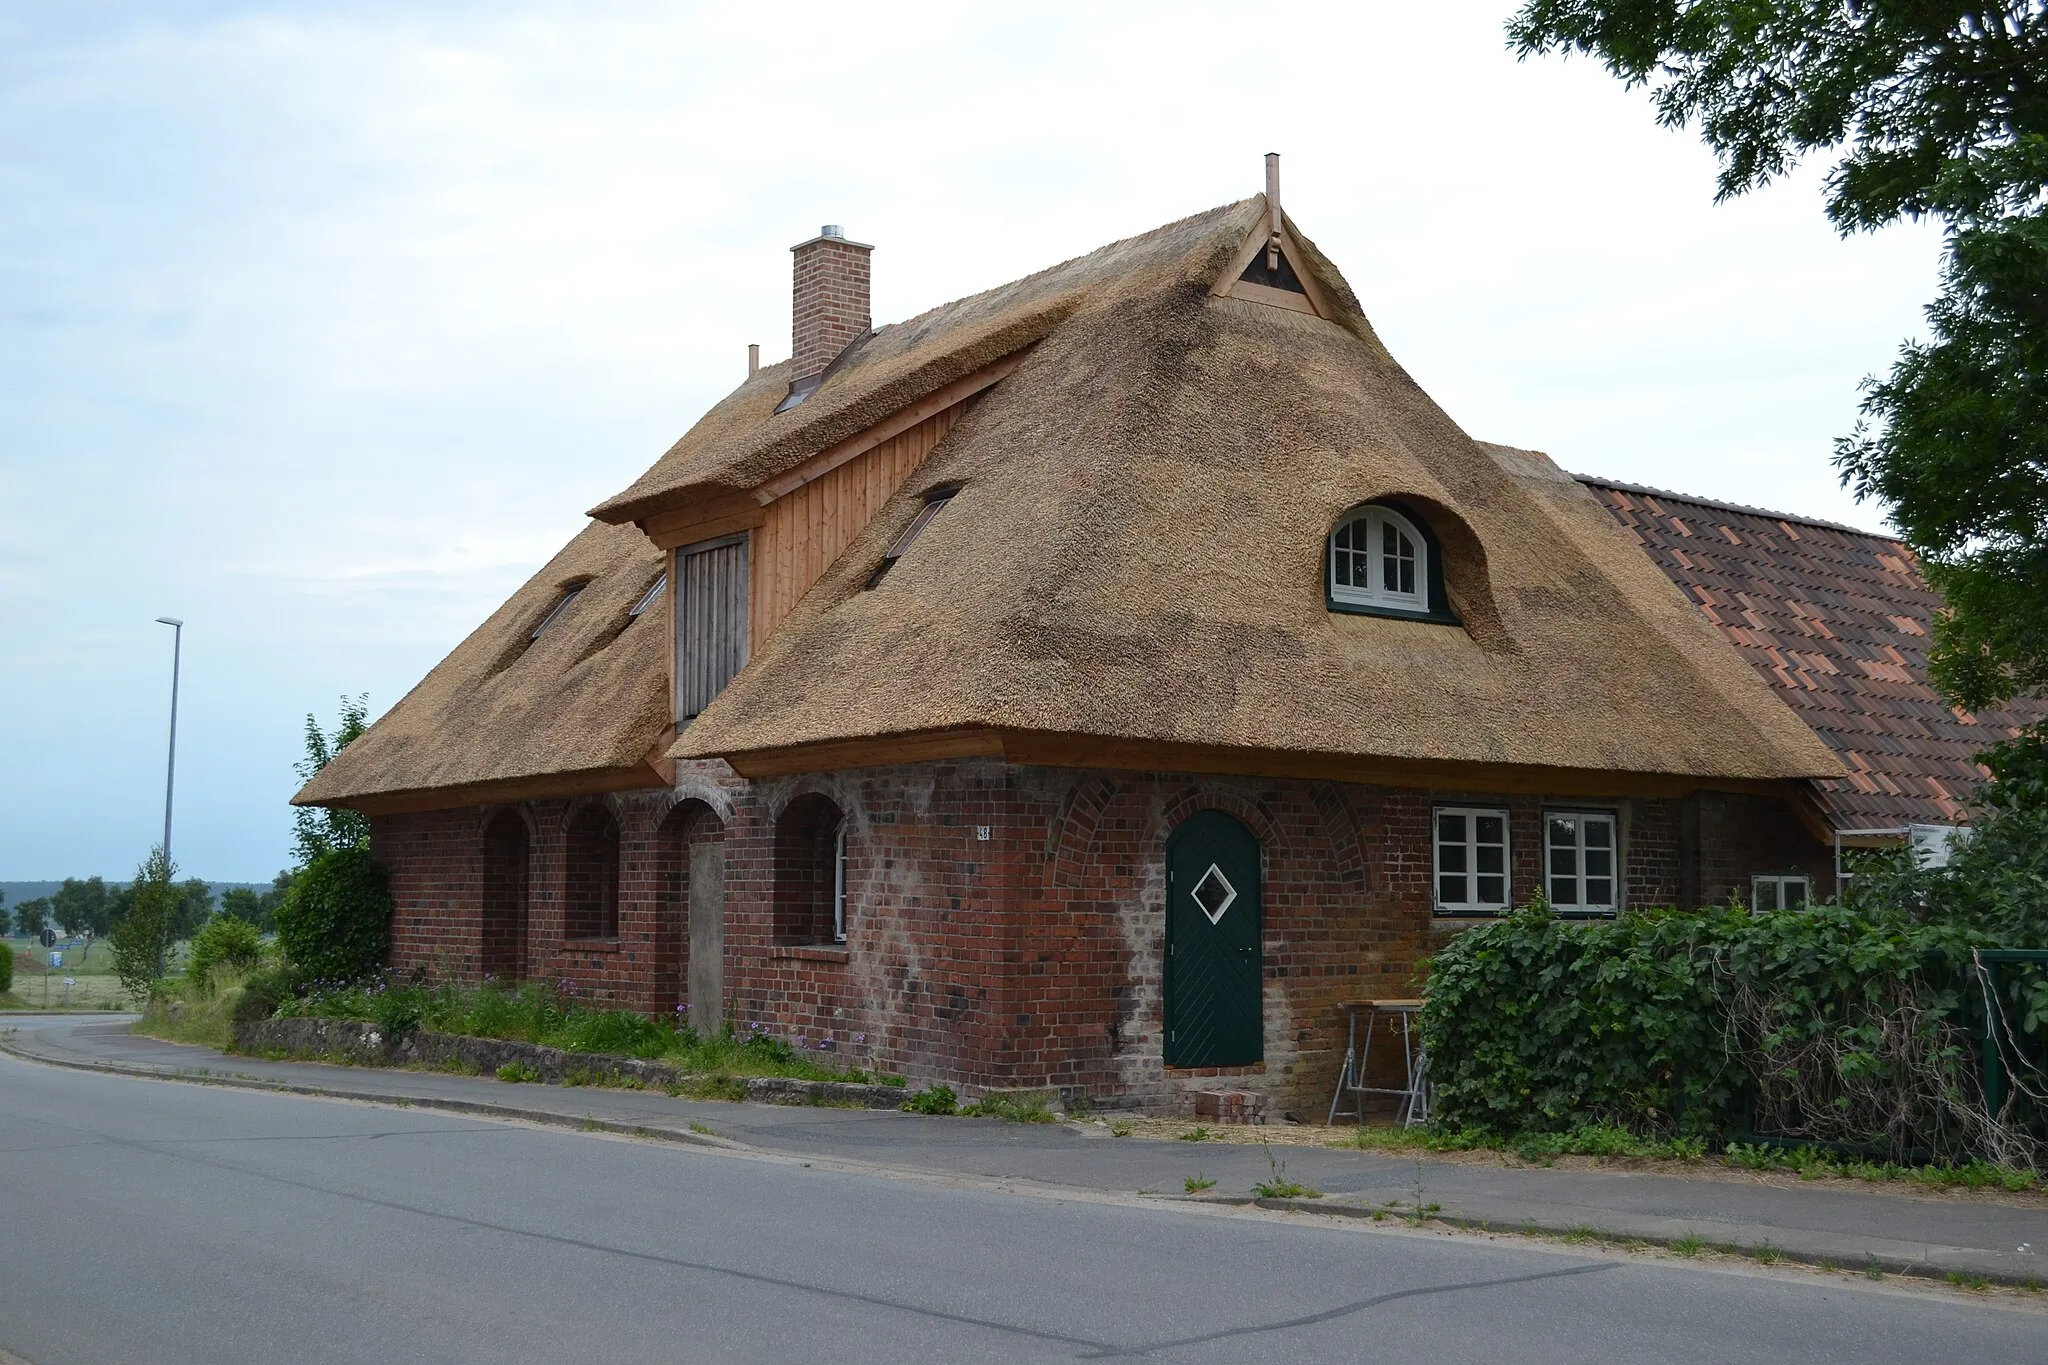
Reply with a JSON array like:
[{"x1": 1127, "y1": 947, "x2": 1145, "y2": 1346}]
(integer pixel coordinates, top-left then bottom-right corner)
[{"x1": 1, "y1": 1048, "x2": 2041, "y2": 1364}]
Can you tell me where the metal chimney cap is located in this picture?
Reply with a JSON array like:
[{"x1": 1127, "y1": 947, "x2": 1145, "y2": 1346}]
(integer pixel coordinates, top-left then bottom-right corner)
[{"x1": 820, "y1": 224, "x2": 845, "y2": 238}]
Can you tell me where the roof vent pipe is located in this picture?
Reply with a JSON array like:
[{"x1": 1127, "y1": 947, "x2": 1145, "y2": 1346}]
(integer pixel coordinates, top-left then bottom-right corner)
[
  {"x1": 1265, "y1": 152, "x2": 1282, "y2": 271},
  {"x1": 789, "y1": 223, "x2": 873, "y2": 385}
]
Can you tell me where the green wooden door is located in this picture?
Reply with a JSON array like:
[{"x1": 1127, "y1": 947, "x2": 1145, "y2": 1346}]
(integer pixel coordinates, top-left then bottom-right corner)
[{"x1": 1164, "y1": 811, "x2": 1262, "y2": 1068}]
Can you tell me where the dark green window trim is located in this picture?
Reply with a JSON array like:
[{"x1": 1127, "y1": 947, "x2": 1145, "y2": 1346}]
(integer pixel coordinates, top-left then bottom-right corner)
[{"x1": 1325, "y1": 498, "x2": 1461, "y2": 625}]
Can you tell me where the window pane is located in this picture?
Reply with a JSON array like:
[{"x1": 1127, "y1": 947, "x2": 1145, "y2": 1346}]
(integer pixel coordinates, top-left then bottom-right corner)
[
  {"x1": 1439, "y1": 874, "x2": 1465, "y2": 905},
  {"x1": 1477, "y1": 875, "x2": 1504, "y2": 905},
  {"x1": 1752, "y1": 878, "x2": 1778, "y2": 911},
  {"x1": 1383, "y1": 524, "x2": 1417, "y2": 598},
  {"x1": 1585, "y1": 847, "x2": 1612, "y2": 878},
  {"x1": 1785, "y1": 878, "x2": 1808, "y2": 908},
  {"x1": 1585, "y1": 819, "x2": 1613, "y2": 848},
  {"x1": 1476, "y1": 815, "x2": 1504, "y2": 844},
  {"x1": 1585, "y1": 878, "x2": 1612, "y2": 906},
  {"x1": 1437, "y1": 812, "x2": 1464, "y2": 845},
  {"x1": 1548, "y1": 816, "x2": 1576, "y2": 846},
  {"x1": 1476, "y1": 845, "x2": 1503, "y2": 875},
  {"x1": 1551, "y1": 876, "x2": 1577, "y2": 905},
  {"x1": 1439, "y1": 842, "x2": 1467, "y2": 874}
]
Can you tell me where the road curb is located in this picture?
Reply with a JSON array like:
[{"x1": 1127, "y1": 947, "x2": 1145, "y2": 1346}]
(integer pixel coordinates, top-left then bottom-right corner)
[
  {"x1": 0, "y1": 1032, "x2": 741, "y2": 1152},
  {"x1": 1171, "y1": 1192, "x2": 2043, "y2": 1290}
]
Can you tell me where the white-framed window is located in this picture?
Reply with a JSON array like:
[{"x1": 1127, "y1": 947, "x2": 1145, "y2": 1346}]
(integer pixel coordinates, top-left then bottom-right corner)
[
  {"x1": 831, "y1": 823, "x2": 849, "y2": 943},
  {"x1": 1545, "y1": 811, "x2": 1617, "y2": 913},
  {"x1": 1435, "y1": 807, "x2": 1510, "y2": 914},
  {"x1": 1751, "y1": 874, "x2": 1810, "y2": 911},
  {"x1": 1330, "y1": 504, "x2": 1428, "y2": 612}
]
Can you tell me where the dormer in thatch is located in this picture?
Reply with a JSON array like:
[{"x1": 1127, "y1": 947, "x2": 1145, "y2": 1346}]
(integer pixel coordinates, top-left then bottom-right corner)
[{"x1": 293, "y1": 166, "x2": 1913, "y2": 1114}]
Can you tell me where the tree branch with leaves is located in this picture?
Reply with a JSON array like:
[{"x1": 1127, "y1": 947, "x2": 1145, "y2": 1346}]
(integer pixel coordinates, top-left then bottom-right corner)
[{"x1": 1511, "y1": 1, "x2": 2048, "y2": 775}]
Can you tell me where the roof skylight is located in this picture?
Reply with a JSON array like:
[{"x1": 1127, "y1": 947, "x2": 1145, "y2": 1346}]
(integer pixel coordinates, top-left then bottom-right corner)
[{"x1": 531, "y1": 583, "x2": 587, "y2": 640}]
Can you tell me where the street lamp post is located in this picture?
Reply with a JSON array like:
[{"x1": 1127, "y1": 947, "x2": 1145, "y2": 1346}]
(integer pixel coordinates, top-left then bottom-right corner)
[{"x1": 155, "y1": 618, "x2": 183, "y2": 868}]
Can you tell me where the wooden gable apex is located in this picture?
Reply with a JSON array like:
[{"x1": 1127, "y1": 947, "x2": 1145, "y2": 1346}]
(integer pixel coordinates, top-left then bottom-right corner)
[{"x1": 1209, "y1": 154, "x2": 1335, "y2": 320}]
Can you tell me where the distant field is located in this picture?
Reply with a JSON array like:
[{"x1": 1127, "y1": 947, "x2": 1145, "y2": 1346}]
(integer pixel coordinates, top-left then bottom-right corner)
[{"x1": 6, "y1": 939, "x2": 134, "y2": 1010}]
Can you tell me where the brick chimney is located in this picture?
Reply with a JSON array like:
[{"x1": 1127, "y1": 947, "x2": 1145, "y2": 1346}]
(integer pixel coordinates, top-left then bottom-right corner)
[{"x1": 790, "y1": 225, "x2": 872, "y2": 384}]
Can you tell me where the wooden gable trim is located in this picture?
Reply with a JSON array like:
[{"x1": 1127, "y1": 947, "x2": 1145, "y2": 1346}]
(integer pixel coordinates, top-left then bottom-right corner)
[
  {"x1": 751, "y1": 347, "x2": 1032, "y2": 506},
  {"x1": 1210, "y1": 216, "x2": 1336, "y2": 321},
  {"x1": 643, "y1": 494, "x2": 767, "y2": 552}
]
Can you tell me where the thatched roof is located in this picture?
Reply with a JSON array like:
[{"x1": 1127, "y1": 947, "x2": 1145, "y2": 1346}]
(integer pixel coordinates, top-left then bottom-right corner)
[
  {"x1": 1582, "y1": 476, "x2": 2047, "y2": 827},
  {"x1": 294, "y1": 517, "x2": 669, "y2": 810},
  {"x1": 301, "y1": 194, "x2": 1841, "y2": 810},
  {"x1": 665, "y1": 211, "x2": 1839, "y2": 783}
]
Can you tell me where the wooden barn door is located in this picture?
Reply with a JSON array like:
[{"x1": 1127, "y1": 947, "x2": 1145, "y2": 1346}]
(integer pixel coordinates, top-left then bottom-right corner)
[{"x1": 1164, "y1": 811, "x2": 1262, "y2": 1068}]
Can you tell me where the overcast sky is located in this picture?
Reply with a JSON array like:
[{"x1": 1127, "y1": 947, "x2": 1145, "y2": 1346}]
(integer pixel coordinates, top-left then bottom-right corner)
[{"x1": 0, "y1": 1, "x2": 1944, "y2": 881}]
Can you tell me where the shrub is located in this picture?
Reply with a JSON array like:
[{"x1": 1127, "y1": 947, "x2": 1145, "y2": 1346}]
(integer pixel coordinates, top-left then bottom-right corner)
[
  {"x1": 185, "y1": 916, "x2": 264, "y2": 994},
  {"x1": 232, "y1": 962, "x2": 298, "y2": 1024},
  {"x1": 1421, "y1": 898, "x2": 2034, "y2": 1166},
  {"x1": 275, "y1": 845, "x2": 392, "y2": 984},
  {"x1": 902, "y1": 1084, "x2": 958, "y2": 1115},
  {"x1": 0, "y1": 941, "x2": 12, "y2": 995}
]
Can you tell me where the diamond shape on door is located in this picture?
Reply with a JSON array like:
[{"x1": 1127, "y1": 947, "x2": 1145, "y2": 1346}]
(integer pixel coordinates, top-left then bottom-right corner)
[{"x1": 1190, "y1": 864, "x2": 1237, "y2": 925}]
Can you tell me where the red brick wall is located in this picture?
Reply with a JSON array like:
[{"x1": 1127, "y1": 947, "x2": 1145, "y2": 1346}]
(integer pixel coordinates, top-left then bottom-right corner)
[{"x1": 370, "y1": 760, "x2": 1827, "y2": 1115}]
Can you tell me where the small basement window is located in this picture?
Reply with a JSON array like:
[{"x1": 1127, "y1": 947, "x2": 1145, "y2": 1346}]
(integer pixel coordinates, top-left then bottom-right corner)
[
  {"x1": 1435, "y1": 807, "x2": 1510, "y2": 915},
  {"x1": 866, "y1": 489, "x2": 956, "y2": 589},
  {"x1": 531, "y1": 582, "x2": 588, "y2": 640},
  {"x1": 1545, "y1": 811, "x2": 1617, "y2": 914},
  {"x1": 1751, "y1": 874, "x2": 1810, "y2": 911},
  {"x1": 629, "y1": 572, "x2": 667, "y2": 618}
]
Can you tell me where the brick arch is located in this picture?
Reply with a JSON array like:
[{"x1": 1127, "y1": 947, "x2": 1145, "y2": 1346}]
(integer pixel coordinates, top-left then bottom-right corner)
[
  {"x1": 653, "y1": 778, "x2": 736, "y2": 828},
  {"x1": 1159, "y1": 784, "x2": 1283, "y2": 856},
  {"x1": 1309, "y1": 781, "x2": 1369, "y2": 892},
  {"x1": 765, "y1": 774, "x2": 851, "y2": 822},
  {"x1": 1047, "y1": 774, "x2": 1121, "y2": 893},
  {"x1": 470, "y1": 801, "x2": 540, "y2": 843}
]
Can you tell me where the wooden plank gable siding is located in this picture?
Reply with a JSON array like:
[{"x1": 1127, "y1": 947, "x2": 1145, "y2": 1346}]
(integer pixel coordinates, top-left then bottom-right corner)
[{"x1": 751, "y1": 404, "x2": 960, "y2": 644}]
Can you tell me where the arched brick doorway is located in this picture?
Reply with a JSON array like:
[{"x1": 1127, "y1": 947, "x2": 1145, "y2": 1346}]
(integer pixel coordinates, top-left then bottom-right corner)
[{"x1": 481, "y1": 810, "x2": 529, "y2": 982}]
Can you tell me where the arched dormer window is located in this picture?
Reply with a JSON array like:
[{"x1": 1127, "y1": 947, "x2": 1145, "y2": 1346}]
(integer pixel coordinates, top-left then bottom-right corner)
[{"x1": 1327, "y1": 502, "x2": 1458, "y2": 623}]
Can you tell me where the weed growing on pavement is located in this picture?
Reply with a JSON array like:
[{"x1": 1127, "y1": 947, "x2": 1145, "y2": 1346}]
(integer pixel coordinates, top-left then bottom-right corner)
[
  {"x1": 1108, "y1": 1119, "x2": 1134, "y2": 1138},
  {"x1": 1184, "y1": 1173, "x2": 1217, "y2": 1193},
  {"x1": 1178, "y1": 1126, "x2": 1213, "y2": 1142},
  {"x1": 579, "y1": 1116, "x2": 600, "y2": 1132},
  {"x1": 1252, "y1": 1145, "x2": 1320, "y2": 1200},
  {"x1": 688, "y1": 1121, "x2": 716, "y2": 1137},
  {"x1": 1753, "y1": 1242, "x2": 1783, "y2": 1265},
  {"x1": 959, "y1": 1094, "x2": 1059, "y2": 1123},
  {"x1": 1946, "y1": 1271, "x2": 1991, "y2": 1292},
  {"x1": 496, "y1": 1061, "x2": 540, "y2": 1083},
  {"x1": 1864, "y1": 1255, "x2": 1886, "y2": 1279},
  {"x1": 1671, "y1": 1232, "x2": 1707, "y2": 1258}
]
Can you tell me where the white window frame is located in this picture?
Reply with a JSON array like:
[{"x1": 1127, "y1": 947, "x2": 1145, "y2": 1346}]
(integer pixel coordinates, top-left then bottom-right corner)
[
  {"x1": 1329, "y1": 505, "x2": 1428, "y2": 612},
  {"x1": 1544, "y1": 810, "x2": 1618, "y2": 914},
  {"x1": 831, "y1": 823, "x2": 848, "y2": 944},
  {"x1": 1434, "y1": 806, "x2": 1511, "y2": 915},
  {"x1": 1751, "y1": 873, "x2": 1811, "y2": 912}
]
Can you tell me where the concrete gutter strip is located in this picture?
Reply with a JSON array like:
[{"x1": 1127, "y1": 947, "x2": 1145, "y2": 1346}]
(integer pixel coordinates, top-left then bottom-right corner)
[
  {"x1": 1192, "y1": 1195, "x2": 2046, "y2": 1287},
  {"x1": 5, "y1": 1024, "x2": 2044, "y2": 1291}
]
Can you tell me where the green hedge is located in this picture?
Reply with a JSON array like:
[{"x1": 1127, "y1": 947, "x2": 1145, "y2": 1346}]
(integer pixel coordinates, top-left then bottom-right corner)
[
  {"x1": 0, "y1": 940, "x2": 12, "y2": 994},
  {"x1": 275, "y1": 846, "x2": 393, "y2": 986},
  {"x1": 1420, "y1": 901, "x2": 2038, "y2": 1163}
]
